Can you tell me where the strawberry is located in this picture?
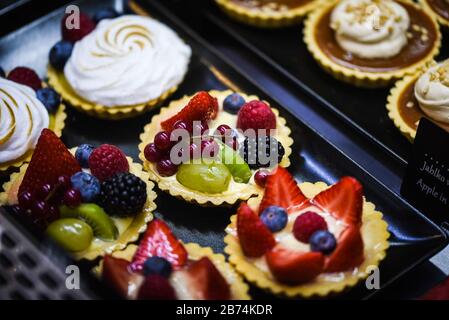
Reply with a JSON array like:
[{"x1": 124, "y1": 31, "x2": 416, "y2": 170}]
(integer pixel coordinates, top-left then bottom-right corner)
[
  {"x1": 258, "y1": 166, "x2": 308, "y2": 214},
  {"x1": 130, "y1": 219, "x2": 188, "y2": 272},
  {"x1": 18, "y1": 129, "x2": 81, "y2": 197},
  {"x1": 266, "y1": 247, "x2": 325, "y2": 284},
  {"x1": 102, "y1": 255, "x2": 137, "y2": 299},
  {"x1": 183, "y1": 257, "x2": 230, "y2": 300},
  {"x1": 160, "y1": 91, "x2": 218, "y2": 131},
  {"x1": 237, "y1": 202, "x2": 275, "y2": 257},
  {"x1": 421, "y1": 278, "x2": 449, "y2": 300},
  {"x1": 311, "y1": 177, "x2": 363, "y2": 225},
  {"x1": 324, "y1": 225, "x2": 364, "y2": 272},
  {"x1": 137, "y1": 274, "x2": 177, "y2": 300}
]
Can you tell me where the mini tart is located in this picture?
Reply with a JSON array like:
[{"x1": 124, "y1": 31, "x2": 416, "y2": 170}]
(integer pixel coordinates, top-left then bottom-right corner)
[
  {"x1": 387, "y1": 67, "x2": 449, "y2": 141},
  {"x1": 224, "y1": 181, "x2": 389, "y2": 298},
  {"x1": 48, "y1": 67, "x2": 177, "y2": 120},
  {"x1": 0, "y1": 153, "x2": 157, "y2": 261},
  {"x1": 97, "y1": 243, "x2": 251, "y2": 300},
  {"x1": 0, "y1": 87, "x2": 66, "y2": 172},
  {"x1": 304, "y1": 0, "x2": 441, "y2": 87},
  {"x1": 419, "y1": 0, "x2": 449, "y2": 28},
  {"x1": 138, "y1": 90, "x2": 293, "y2": 206},
  {"x1": 215, "y1": 0, "x2": 322, "y2": 27}
]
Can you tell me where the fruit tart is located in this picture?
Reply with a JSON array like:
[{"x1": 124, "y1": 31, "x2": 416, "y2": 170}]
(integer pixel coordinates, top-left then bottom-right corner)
[
  {"x1": 215, "y1": 0, "x2": 322, "y2": 28},
  {"x1": 139, "y1": 90, "x2": 293, "y2": 206},
  {"x1": 47, "y1": 8, "x2": 191, "y2": 119},
  {"x1": 0, "y1": 129, "x2": 156, "y2": 260},
  {"x1": 419, "y1": 0, "x2": 449, "y2": 28},
  {"x1": 387, "y1": 59, "x2": 449, "y2": 140},
  {"x1": 224, "y1": 166, "x2": 389, "y2": 297},
  {"x1": 0, "y1": 67, "x2": 66, "y2": 171},
  {"x1": 304, "y1": 0, "x2": 441, "y2": 87},
  {"x1": 98, "y1": 219, "x2": 250, "y2": 300}
]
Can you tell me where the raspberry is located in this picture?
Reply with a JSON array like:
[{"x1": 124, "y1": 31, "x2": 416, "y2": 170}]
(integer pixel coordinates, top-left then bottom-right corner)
[
  {"x1": 237, "y1": 100, "x2": 276, "y2": 134},
  {"x1": 61, "y1": 12, "x2": 95, "y2": 43},
  {"x1": 293, "y1": 211, "x2": 328, "y2": 243},
  {"x1": 137, "y1": 275, "x2": 176, "y2": 300},
  {"x1": 96, "y1": 172, "x2": 147, "y2": 217},
  {"x1": 88, "y1": 144, "x2": 129, "y2": 181},
  {"x1": 7, "y1": 67, "x2": 42, "y2": 91}
]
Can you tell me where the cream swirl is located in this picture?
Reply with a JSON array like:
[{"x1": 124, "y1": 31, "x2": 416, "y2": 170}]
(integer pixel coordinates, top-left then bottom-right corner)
[
  {"x1": 64, "y1": 15, "x2": 191, "y2": 107},
  {"x1": 415, "y1": 60, "x2": 449, "y2": 124},
  {"x1": 330, "y1": 0, "x2": 410, "y2": 59},
  {"x1": 0, "y1": 78, "x2": 49, "y2": 163}
]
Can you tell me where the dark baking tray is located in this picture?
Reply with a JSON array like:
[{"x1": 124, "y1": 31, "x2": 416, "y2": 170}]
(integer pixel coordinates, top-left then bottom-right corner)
[
  {"x1": 198, "y1": 1, "x2": 449, "y2": 164},
  {"x1": 0, "y1": 0, "x2": 447, "y2": 299}
]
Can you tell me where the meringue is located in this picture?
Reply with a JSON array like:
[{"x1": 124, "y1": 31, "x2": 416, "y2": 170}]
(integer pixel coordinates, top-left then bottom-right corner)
[
  {"x1": 0, "y1": 78, "x2": 49, "y2": 163},
  {"x1": 330, "y1": 0, "x2": 410, "y2": 59},
  {"x1": 64, "y1": 15, "x2": 191, "y2": 107},
  {"x1": 415, "y1": 60, "x2": 449, "y2": 124}
]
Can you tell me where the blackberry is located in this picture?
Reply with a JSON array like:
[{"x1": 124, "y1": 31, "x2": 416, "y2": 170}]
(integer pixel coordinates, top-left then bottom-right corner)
[
  {"x1": 241, "y1": 136, "x2": 285, "y2": 169},
  {"x1": 97, "y1": 172, "x2": 147, "y2": 217}
]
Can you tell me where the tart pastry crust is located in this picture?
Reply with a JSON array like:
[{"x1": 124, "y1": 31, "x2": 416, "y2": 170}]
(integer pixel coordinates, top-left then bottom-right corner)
[
  {"x1": 419, "y1": 0, "x2": 449, "y2": 28},
  {"x1": 304, "y1": 0, "x2": 441, "y2": 87},
  {"x1": 138, "y1": 90, "x2": 293, "y2": 206},
  {"x1": 224, "y1": 181, "x2": 389, "y2": 297},
  {"x1": 0, "y1": 154, "x2": 157, "y2": 261}
]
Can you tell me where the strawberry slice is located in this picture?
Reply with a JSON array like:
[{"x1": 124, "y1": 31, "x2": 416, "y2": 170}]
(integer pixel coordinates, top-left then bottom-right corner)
[
  {"x1": 266, "y1": 247, "x2": 325, "y2": 284},
  {"x1": 237, "y1": 202, "x2": 275, "y2": 257},
  {"x1": 311, "y1": 177, "x2": 363, "y2": 225},
  {"x1": 137, "y1": 275, "x2": 177, "y2": 300},
  {"x1": 102, "y1": 255, "x2": 140, "y2": 299},
  {"x1": 421, "y1": 278, "x2": 449, "y2": 300},
  {"x1": 18, "y1": 129, "x2": 81, "y2": 196},
  {"x1": 160, "y1": 91, "x2": 218, "y2": 131},
  {"x1": 258, "y1": 166, "x2": 308, "y2": 214},
  {"x1": 130, "y1": 219, "x2": 188, "y2": 272},
  {"x1": 182, "y1": 257, "x2": 230, "y2": 300},
  {"x1": 324, "y1": 225, "x2": 364, "y2": 272}
]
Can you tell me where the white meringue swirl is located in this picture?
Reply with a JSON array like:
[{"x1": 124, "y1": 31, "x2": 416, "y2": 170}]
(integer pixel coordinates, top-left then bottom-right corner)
[
  {"x1": 330, "y1": 0, "x2": 410, "y2": 59},
  {"x1": 64, "y1": 15, "x2": 191, "y2": 107},
  {"x1": 0, "y1": 78, "x2": 49, "y2": 163},
  {"x1": 415, "y1": 60, "x2": 449, "y2": 124}
]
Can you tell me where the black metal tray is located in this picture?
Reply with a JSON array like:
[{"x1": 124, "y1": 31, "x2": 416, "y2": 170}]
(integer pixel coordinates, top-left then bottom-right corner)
[
  {"x1": 198, "y1": 1, "x2": 449, "y2": 164},
  {"x1": 0, "y1": 0, "x2": 447, "y2": 299}
]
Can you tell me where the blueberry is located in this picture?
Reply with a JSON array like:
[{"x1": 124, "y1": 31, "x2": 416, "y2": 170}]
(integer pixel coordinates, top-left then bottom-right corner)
[
  {"x1": 309, "y1": 230, "x2": 337, "y2": 255},
  {"x1": 260, "y1": 205, "x2": 288, "y2": 232},
  {"x1": 143, "y1": 256, "x2": 172, "y2": 278},
  {"x1": 70, "y1": 171, "x2": 100, "y2": 202},
  {"x1": 49, "y1": 40, "x2": 73, "y2": 71},
  {"x1": 223, "y1": 93, "x2": 245, "y2": 114},
  {"x1": 93, "y1": 8, "x2": 119, "y2": 24},
  {"x1": 75, "y1": 144, "x2": 94, "y2": 168},
  {"x1": 0, "y1": 66, "x2": 5, "y2": 78},
  {"x1": 36, "y1": 88, "x2": 61, "y2": 114}
]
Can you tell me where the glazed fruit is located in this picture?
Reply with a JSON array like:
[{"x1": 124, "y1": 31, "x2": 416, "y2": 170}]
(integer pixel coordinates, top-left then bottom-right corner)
[
  {"x1": 137, "y1": 275, "x2": 177, "y2": 300},
  {"x1": 60, "y1": 204, "x2": 118, "y2": 241},
  {"x1": 237, "y1": 202, "x2": 275, "y2": 257},
  {"x1": 70, "y1": 172, "x2": 100, "y2": 202},
  {"x1": 254, "y1": 170, "x2": 269, "y2": 187},
  {"x1": 88, "y1": 144, "x2": 129, "y2": 181},
  {"x1": 200, "y1": 138, "x2": 219, "y2": 158},
  {"x1": 237, "y1": 100, "x2": 276, "y2": 133},
  {"x1": 143, "y1": 257, "x2": 173, "y2": 278},
  {"x1": 176, "y1": 162, "x2": 231, "y2": 194},
  {"x1": 242, "y1": 135, "x2": 285, "y2": 169},
  {"x1": 102, "y1": 255, "x2": 135, "y2": 298},
  {"x1": 46, "y1": 218, "x2": 93, "y2": 252},
  {"x1": 310, "y1": 230, "x2": 337, "y2": 255},
  {"x1": 218, "y1": 142, "x2": 251, "y2": 183},
  {"x1": 130, "y1": 220, "x2": 188, "y2": 271},
  {"x1": 36, "y1": 88, "x2": 60, "y2": 114},
  {"x1": 293, "y1": 211, "x2": 328, "y2": 243},
  {"x1": 7, "y1": 66, "x2": 42, "y2": 91},
  {"x1": 61, "y1": 12, "x2": 95, "y2": 42},
  {"x1": 260, "y1": 206, "x2": 288, "y2": 232},
  {"x1": 63, "y1": 188, "x2": 82, "y2": 208},
  {"x1": 93, "y1": 8, "x2": 119, "y2": 23},
  {"x1": 97, "y1": 172, "x2": 147, "y2": 217},
  {"x1": 215, "y1": 124, "x2": 232, "y2": 138},
  {"x1": 75, "y1": 144, "x2": 94, "y2": 168},
  {"x1": 161, "y1": 91, "x2": 218, "y2": 131},
  {"x1": 38, "y1": 183, "x2": 53, "y2": 199},
  {"x1": 18, "y1": 191, "x2": 35, "y2": 210},
  {"x1": 144, "y1": 143, "x2": 163, "y2": 163},
  {"x1": 171, "y1": 120, "x2": 192, "y2": 133},
  {"x1": 154, "y1": 131, "x2": 173, "y2": 151},
  {"x1": 49, "y1": 40, "x2": 73, "y2": 71},
  {"x1": 156, "y1": 158, "x2": 178, "y2": 177},
  {"x1": 192, "y1": 120, "x2": 209, "y2": 136},
  {"x1": 223, "y1": 93, "x2": 245, "y2": 114}
]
